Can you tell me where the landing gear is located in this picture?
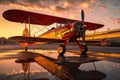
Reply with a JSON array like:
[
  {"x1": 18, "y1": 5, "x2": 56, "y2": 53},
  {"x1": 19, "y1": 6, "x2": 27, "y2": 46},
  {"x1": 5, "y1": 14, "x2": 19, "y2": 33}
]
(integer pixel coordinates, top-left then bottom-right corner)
[
  {"x1": 76, "y1": 41, "x2": 88, "y2": 57},
  {"x1": 56, "y1": 45, "x2": 66, "y2": 65},
  {"x1": 80, "y1": 45, "x2": 88, "y2": 57},
  {"x1": 57, "y1": 45, "x2": 66, "y2": 56}
]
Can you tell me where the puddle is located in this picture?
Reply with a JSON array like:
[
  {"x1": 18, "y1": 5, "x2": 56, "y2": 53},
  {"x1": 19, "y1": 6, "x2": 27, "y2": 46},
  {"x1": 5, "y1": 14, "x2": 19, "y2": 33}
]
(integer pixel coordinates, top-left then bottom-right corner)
[{"x1": 0, "y1": 50, "x2": 120, "y2": 80}]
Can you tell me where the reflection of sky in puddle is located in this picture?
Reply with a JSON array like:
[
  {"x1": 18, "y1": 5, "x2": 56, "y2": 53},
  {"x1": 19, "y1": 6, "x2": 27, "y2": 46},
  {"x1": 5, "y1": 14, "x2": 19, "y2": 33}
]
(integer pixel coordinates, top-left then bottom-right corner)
[
  {"x1": 0, "y1": 59, "x2": 55, "y2": 80},
  {"x1": 0, "y1": 50, "x2": 120, "y2": 80},
  {"x1": 80, "y1": 61, "x2": 120, "y2": 80}
]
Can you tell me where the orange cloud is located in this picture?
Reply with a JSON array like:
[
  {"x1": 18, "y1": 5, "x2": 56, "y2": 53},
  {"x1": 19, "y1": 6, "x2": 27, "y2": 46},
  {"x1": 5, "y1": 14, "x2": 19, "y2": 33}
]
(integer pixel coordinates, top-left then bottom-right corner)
[
  {"x1": 112, "y1": 19, "x2": 120, "y2": 24},
  {"x1": 81, "y1": 2, "x2": 89, "y2": 9},
  {"x1": 99, "y1": 3, "x2": 107, "y2": 11},
  {"x1": 115, "y1": 10, "x2": 120, "y2": 13},
  {"x1": 63, "y1": 1, "x2": 72, "y2": 8},
  {"x1": 8, "y1": 3, "x2": 59, "y2": 13},
  {"x1": 69, "y1": 14, "x2": 77, "y2": 19},
  {"x1": 104, "y1": 17, "x2": 120, "y2": 24},
  {"x1": 79, "y1": 2, "x2": 92, "y2": 12},
  {"x1": 50, "y1": 6, "x2": 57, "y2": 12},
  {"x1": 90, "y1": 0, "x2": 96, "y2": 4}
]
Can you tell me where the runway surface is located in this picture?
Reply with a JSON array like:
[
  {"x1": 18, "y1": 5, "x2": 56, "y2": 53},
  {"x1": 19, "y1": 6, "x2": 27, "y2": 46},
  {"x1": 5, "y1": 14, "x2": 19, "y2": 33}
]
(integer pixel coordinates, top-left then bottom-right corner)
[{"x1": 0, "y1": 44, "x2": 120, "y2": 53}]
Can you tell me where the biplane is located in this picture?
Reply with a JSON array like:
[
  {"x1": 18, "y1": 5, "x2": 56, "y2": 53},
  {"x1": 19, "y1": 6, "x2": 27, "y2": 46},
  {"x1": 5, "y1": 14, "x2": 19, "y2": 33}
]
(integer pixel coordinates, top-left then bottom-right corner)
[
  {"x1": 3, "y1": 9, "x2": 104, "y2": 57},
  {"x1": 2, "y1": 9, "x2": 120, "y2": 80}
]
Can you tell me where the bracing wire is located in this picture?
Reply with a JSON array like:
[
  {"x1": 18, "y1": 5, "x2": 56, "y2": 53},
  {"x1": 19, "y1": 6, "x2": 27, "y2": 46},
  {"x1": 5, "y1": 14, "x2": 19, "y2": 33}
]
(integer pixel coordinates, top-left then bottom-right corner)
[
  {"x1": 31, "y1": 26, "x2": 50, "y2": 37},
  {"x1": 29, "y1": 16, "x2": 53, "y2": 37}
]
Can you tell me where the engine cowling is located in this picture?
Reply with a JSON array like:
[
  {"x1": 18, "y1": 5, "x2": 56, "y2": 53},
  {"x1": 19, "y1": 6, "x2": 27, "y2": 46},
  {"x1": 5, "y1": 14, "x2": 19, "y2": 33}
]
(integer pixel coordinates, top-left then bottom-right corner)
[{"x1": 73, "y1": 22, "x2": 85, "y2": 37}]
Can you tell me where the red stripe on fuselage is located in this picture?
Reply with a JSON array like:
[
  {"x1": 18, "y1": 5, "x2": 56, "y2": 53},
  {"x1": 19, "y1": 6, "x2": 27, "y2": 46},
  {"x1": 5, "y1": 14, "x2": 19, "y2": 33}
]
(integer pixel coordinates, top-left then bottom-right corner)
[{"x1": 38, "y1": 23, "x2": 76, "y2": 40}]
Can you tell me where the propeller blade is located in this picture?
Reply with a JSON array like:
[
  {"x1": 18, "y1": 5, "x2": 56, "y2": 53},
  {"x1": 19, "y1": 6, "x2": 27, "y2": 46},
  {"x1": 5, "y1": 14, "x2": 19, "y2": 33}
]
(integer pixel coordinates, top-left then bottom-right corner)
[
  {"x1": 81, "y1": 10, "x2": 86, "y2": 45},
  {"x1": 81, "y1": 10, "x2": 84, "y2": 26}
]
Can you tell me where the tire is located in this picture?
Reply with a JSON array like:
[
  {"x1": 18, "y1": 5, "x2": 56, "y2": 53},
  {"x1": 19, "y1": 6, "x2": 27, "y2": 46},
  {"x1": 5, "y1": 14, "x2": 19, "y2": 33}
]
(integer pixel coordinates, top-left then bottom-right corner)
[
  {"x1": 57, "y1": 45, "x2": 66, "y2": 55},
  {"x1": 81, "y1": 45, "x2": 88, "y2": 52}
]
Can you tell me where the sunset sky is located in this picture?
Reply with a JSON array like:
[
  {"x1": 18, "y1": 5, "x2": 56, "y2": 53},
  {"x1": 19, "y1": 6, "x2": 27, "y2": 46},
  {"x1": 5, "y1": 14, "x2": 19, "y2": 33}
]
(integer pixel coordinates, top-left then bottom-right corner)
[{"x1": 0, "y1": 0, "x2": 120, "y2": 38}]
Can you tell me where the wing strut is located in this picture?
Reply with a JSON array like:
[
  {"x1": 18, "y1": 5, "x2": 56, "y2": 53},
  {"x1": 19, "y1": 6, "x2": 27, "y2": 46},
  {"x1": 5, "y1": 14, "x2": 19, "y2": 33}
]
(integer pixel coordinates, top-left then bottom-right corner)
[
  {"x1": 93, "y1": 27, "x2": 96, "y2": 40},
  {"x1": 28, "y1": 16, "x2": 31, "y2": 37}
]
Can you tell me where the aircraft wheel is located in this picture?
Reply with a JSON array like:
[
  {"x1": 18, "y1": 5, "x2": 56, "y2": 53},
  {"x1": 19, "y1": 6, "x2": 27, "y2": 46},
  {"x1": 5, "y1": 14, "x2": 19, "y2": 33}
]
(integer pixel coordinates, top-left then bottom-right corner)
[
  {"x1": 81, "y1": 45, "x2": 88, "y2": 56},
  {"x1": 57, "y1": 45, "x2": 66, "y2": 55}
]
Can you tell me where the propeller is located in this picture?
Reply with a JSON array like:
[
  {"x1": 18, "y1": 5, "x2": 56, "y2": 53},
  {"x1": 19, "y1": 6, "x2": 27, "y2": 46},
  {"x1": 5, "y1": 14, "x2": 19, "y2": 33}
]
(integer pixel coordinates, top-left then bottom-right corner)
[
  {"x1": 81, "y1": 10, "x2": 86, "y2": 45},
  {"x1": 74, "y1": 10, "x2": 86, "y2": 45}
]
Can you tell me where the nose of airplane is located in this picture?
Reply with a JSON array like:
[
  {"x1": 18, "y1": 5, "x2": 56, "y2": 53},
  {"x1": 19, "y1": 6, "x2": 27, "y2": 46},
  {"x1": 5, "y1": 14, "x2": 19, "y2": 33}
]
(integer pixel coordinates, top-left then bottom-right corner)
[
  {"x1": 73, "y1": 22, "x2": 83, "y2": 37},
  {"x1": 73, "y1": 10, "x2": 85, "y2": 37}
]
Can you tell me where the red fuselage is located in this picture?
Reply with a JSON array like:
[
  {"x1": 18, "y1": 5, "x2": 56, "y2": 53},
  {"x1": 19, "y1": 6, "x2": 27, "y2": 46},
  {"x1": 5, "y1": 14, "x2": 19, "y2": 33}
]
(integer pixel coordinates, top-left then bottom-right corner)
[{"x1": 38, "y1": 23, "x2": 78, "y2": 41}]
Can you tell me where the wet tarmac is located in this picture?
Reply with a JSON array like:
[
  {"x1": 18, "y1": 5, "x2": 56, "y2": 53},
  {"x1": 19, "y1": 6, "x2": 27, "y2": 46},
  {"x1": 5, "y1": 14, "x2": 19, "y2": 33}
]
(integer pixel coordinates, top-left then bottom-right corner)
[
  {"x1": 0, "y1": 44, "x2": 120, "y2": 53},
  {"x1": 0, "y1": 44, "x2": 120, "y2": 80}
]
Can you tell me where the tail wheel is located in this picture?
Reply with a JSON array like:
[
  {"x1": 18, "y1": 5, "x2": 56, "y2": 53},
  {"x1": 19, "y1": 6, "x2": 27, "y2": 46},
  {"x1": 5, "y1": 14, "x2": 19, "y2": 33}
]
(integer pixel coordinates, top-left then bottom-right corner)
[{"x1": 57, "y1": 45, "x2": 66, "y2": 55}]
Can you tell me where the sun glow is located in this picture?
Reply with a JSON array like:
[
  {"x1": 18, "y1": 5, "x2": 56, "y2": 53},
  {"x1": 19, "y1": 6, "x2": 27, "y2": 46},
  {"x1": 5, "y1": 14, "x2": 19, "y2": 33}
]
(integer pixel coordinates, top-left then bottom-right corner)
[
  {"x1": 0, "y1": 0, "x2": 120, "y2": 38},
  {"x1": 63, "y1": 1, "x2": 72, "y2": 8},
  {"x1": 80, "y1": 2, "x2": 89, "y2": 9}
]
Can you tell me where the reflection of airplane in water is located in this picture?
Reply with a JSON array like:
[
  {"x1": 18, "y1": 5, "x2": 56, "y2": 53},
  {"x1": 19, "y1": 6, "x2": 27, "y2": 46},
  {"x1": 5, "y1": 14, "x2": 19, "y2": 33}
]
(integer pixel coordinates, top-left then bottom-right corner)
[
  {"x1": 15, "y1": 51, "x2": 106, "y2": 80},
  {"x1": 2, "y1": 9, "x2": 108, "y2": 80}
]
